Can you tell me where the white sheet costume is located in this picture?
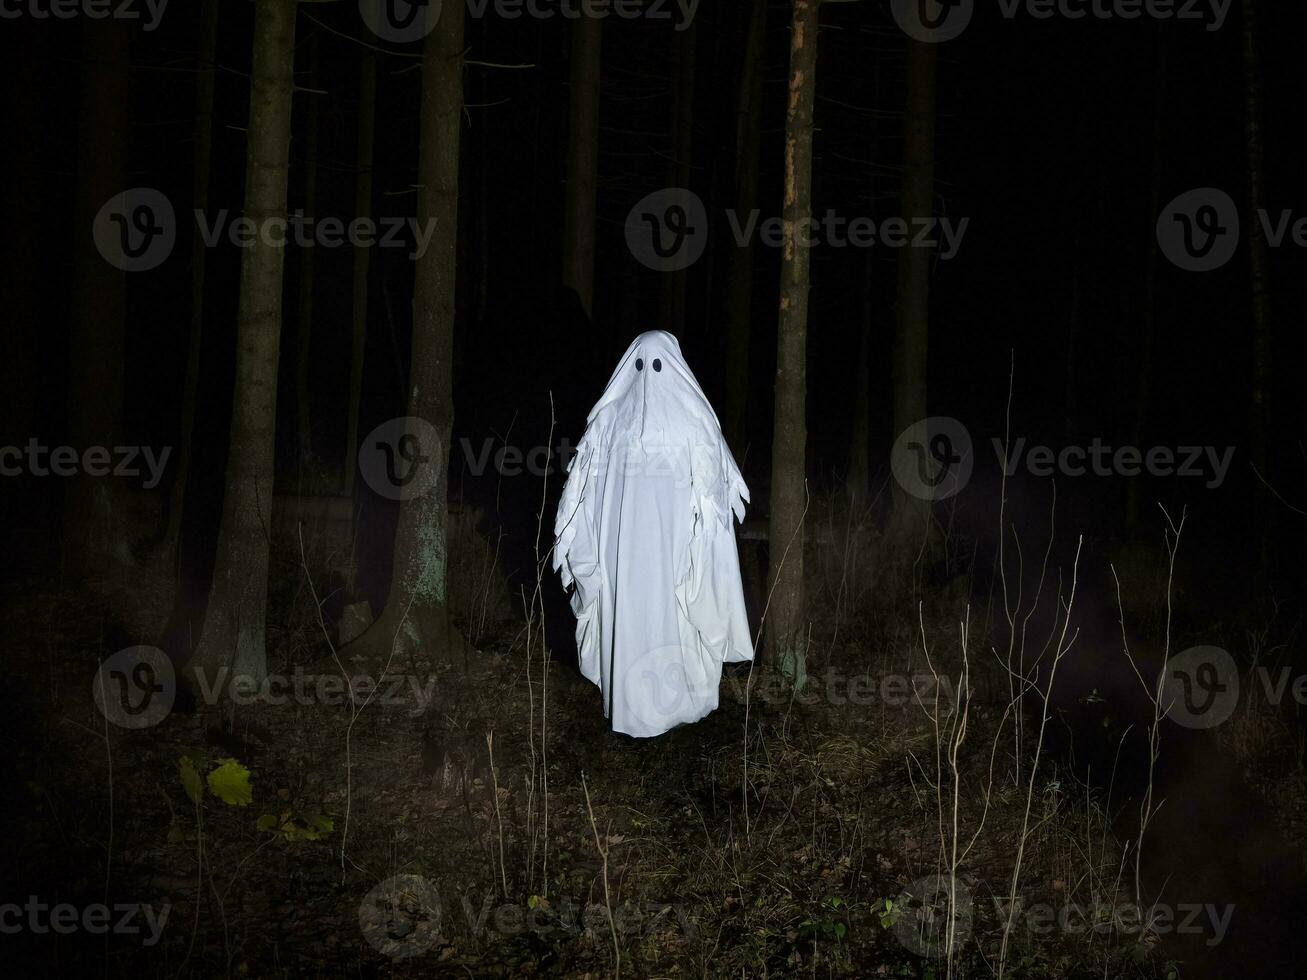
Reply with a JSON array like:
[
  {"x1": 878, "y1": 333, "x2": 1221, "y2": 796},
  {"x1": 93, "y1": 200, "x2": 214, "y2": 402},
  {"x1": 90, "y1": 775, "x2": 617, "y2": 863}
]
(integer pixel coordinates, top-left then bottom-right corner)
[{"x1": 554, "y1": 331, "x2": 753, "y2": 737}]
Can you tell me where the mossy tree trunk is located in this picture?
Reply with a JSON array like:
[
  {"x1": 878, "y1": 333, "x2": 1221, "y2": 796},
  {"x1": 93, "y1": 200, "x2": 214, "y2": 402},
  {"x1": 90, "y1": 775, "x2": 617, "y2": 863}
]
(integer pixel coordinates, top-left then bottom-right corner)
[
  {"x1": 341, "y1": 0, "x2": 468, "y2": 669},
  {"x1": 188, "y1": 0, "x2": 298, "y2": 689}
]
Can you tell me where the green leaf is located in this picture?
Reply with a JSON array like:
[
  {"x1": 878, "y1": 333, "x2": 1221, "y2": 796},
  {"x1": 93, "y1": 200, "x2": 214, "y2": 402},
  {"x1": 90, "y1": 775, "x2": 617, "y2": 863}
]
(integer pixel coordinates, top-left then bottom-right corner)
[
  {"x1": 207, "y1": 758, "x2": 253, "y2": 806},
  {"x1": 256, "y1": 814, "x2": 279, "y2": 832},
  {"x1": 178, "y1": 756, "x2": 203, "y2": 806}
]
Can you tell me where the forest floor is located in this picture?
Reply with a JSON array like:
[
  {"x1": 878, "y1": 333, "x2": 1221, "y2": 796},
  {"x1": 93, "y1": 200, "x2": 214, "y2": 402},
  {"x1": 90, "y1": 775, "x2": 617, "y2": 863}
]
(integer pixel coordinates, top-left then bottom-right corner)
[{"x1": 3, "y1": 523, "x2": 1197, "y2": 980}]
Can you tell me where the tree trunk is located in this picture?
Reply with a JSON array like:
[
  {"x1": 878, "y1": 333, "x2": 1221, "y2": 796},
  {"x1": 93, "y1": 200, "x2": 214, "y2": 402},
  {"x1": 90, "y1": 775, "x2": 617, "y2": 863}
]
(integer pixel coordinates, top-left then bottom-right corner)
[
  {"x1": 296, "y1": 35, "x2": 319, "y2": 478},
  {"x1": 344, "y1": 41, "x2": 377, "y2": 497},
  {"x1": 889, "y1": 34, "x2": 937, "y2": 543},
  {"x1": 188, "y1": 0, "x2": 298, "y2": 690},
  {"x1": 65, "y1": 17, "x2": 132, "y2": 574},
  {"x1": 1125, "y1": 28, "x2": 1165, "y2": 539},
  {"x1": 723, "y1": 0, "x2": 766, "y2": 459},
  {"x1": 342, "y1": 0, "x2": 468, "y2": 668},
  {"x1": 848, "y1": 249, "x2": 874, "y2": 502},
  {"x1": 660, "y1": 19, "x2": 697, "y2": 336},
  {"x1": 164, "y1": 0, "x2": 220, "y2": 562},
  {"x1": 1241, "y1": 0, "x2": 1271, "y2": 529},
  {"x1": 1, "y1": 20, "x2": 47, "y2": 476},
  {"x1": 766, "y1": 0, "x2": 819, "y2": 666},
  {"x1": 562, "y1": 16, "x2": 602, "y2": 319}
]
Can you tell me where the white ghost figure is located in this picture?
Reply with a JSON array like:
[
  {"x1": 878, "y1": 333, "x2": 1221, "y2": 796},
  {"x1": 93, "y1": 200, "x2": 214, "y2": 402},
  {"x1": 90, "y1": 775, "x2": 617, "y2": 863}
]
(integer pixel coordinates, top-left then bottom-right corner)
[{"x1": 554, "y1": 330, "x2": 753, "y2": 737}]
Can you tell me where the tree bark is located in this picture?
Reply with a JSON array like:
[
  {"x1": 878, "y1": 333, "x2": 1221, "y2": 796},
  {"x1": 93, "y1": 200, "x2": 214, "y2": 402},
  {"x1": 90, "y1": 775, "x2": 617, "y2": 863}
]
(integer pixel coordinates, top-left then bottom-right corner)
[
  {"x1": 296, "y1": 34, "x2": 320, "y2": 478},
  {"x1": 723, "y1": 0, "x2": 766, "y2": 459},
  {"x1": 164, "y1": 0, "x2": 220, "y2": 562},
  {"x1": 1241, "y1": 0, "x2": 1271, "y2": 512},
  {"x1": 1125, "y1": 28, "x2": 1165, "y2": 539},
  {"x1": 660, "y1": 19, "x2": 698, "y2": 336},
  {"x1": 64, "y1": 16, "x2": 131, "y2": 574},
  {"x1": 848, "y1": 249, "x2": 874, "y2": 502},
  {"x1": 766, "y1": 0, "x2": 819, "y2": 665},
  {"x1": 188, "y1": 0, "x2": 298, "y2": 689},
  {"x1": 342, "y1": 0, "x2": 468, "y2": 668},
  {"x1": 889, "y1": 34, "x2": 937, "y2": 543},
  {"x1": 344, "y1": 41, "x2": 377, "y2": 497},
  {"x1": 562, "y1": 15, "x2": 602, "y2": 319}
]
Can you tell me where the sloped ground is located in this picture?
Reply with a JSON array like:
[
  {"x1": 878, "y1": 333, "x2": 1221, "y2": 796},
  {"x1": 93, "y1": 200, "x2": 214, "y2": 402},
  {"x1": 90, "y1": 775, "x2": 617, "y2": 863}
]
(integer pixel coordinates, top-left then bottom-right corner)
[{"x1": 4, "y1": 547, "x2": 1175, "y2": 979}]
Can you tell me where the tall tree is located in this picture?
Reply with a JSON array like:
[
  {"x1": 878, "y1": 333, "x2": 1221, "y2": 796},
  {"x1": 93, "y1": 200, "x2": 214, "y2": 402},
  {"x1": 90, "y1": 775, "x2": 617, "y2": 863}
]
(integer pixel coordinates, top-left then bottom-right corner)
[
  {"x1": 188, "y1": 0, "x2": 298, "y2": 688},
  {"x1": 1125, "y1": 28, "x2": 1166, "y2": 538},
  {"x1": 722, "y1": 0, "x2": 766, "y2": 458},
  {"x1": 766, "y1": 0, "x2": 819, "y2": 668},
  {"x1": 64, "y1": 16, "x2": 132, "y2": 573},
  {"x1": 847, "y1": 249, "x2": 875, "y2": 502},
  {"x1": 1241, "y1": 0, "x2": 1271, "y2": 526},
  {"x1": 562, "y1": 16, "x2": 602, "y2": 319},
  {"x1": 660, "y1": 19, "x2": 698, "y2": 336},
  {"x1": 889, "y1": 33, "x2": 937, "y2": 542},
  {"x1": 164, "y1": 0, "x2": 221, "y2": 562},
  {"x1": 296, "y1": 33, "x2": 321, "y2": 477},
  {"x1": 1, "y1": 21, "x2": 45, "y2": 458},
  {"x1": 342, "y1": 0, "x2": 468, "y2": 666},
  {"x1": 343, "y1": 40, "x2": 378, "y2": 497}
]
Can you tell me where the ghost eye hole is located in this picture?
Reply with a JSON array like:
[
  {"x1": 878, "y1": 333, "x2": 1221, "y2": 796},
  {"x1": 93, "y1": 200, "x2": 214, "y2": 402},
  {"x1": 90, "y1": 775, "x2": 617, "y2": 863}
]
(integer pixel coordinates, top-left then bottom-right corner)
[
  {"x1": 635, "y1": 358, "x2": 644, "y2": 371},
  {"x1": 652, "y1": 358, "x2": 662, "y2": 372}
]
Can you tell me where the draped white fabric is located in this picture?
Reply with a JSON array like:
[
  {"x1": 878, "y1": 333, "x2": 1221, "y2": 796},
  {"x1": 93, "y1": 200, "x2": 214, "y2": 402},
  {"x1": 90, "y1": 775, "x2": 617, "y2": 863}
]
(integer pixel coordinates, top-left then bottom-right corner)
[{"x1": 553, "y1": 331, "x2": 753, "y2": 737}]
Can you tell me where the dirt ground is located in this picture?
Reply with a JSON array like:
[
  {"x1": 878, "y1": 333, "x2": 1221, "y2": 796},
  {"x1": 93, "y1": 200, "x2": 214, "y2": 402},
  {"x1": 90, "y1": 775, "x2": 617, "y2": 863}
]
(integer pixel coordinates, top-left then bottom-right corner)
[{"x1": 3, "y1": 526, "x2": 1188, "y2": 980}]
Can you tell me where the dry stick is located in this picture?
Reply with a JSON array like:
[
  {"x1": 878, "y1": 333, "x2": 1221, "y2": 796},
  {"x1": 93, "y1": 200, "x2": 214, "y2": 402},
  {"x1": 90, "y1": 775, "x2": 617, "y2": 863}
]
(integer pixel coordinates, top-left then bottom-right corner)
[
  {"x1": 297, "y1": 525, "x2": 413, "y2": 880},
  {"x1": 94, "y1": 651, "x2": 114, "y2": 978},
  {"x1": 742, "y1": 480, "x2": 811, "y2": 838},
  {"x1": 1113, "y1": 504, "x2": 1186, "y2": 910},
  {"x1": 533, "y1": 393, "x2": 556, "y2": 896},
  {"x1": 997, "y1": 534, "x2": 1084, "y2": 978},
  {"x1": 580, "y1": 771, "x2": 620, "y2": 979},
  {"x1": 914, "y1": 602, "x2": 977, "y2": 977},
  {"x1": 486, "y1": 730, "x2": 510, "y2": 898}
]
